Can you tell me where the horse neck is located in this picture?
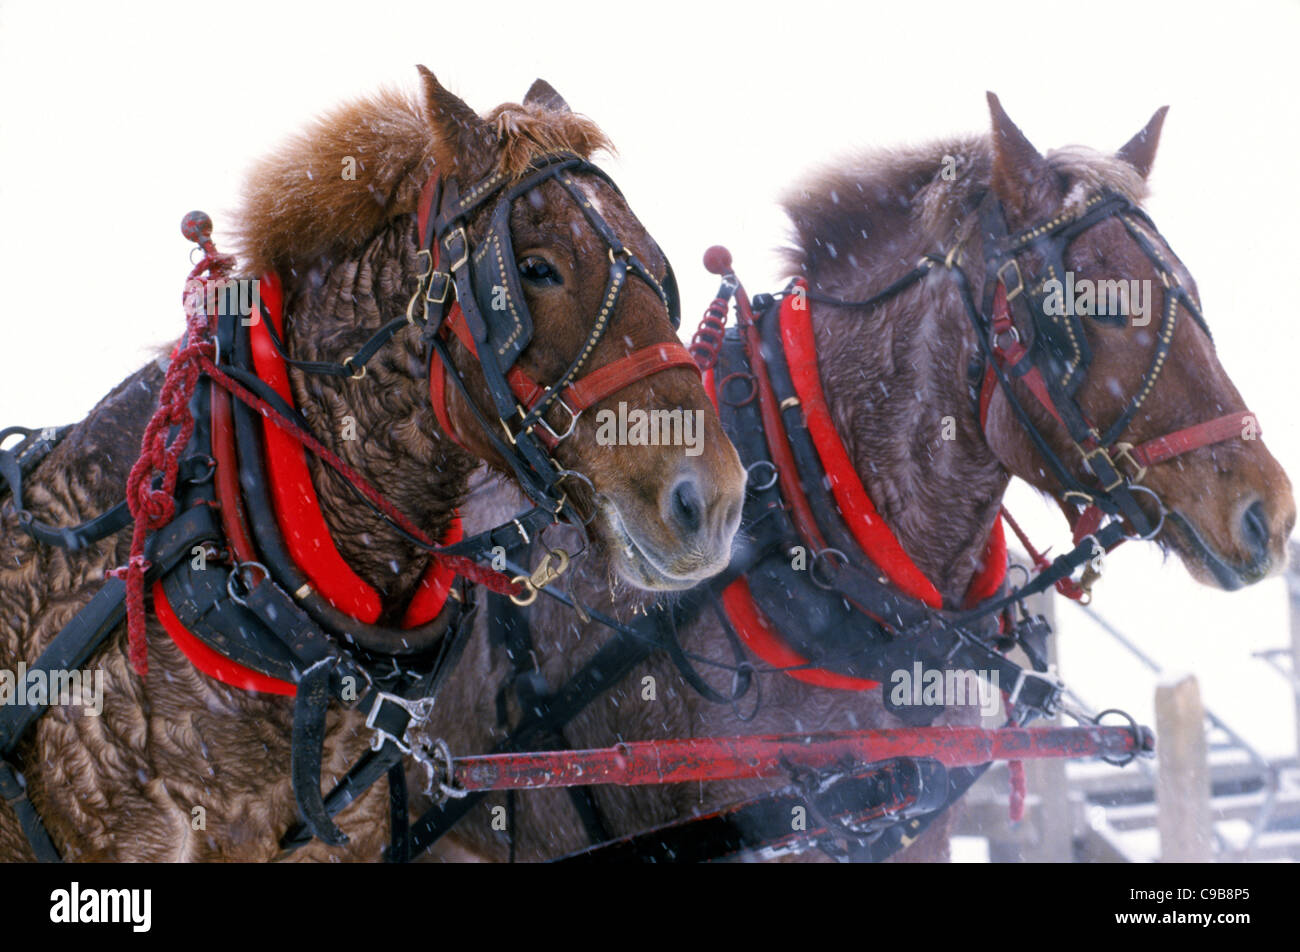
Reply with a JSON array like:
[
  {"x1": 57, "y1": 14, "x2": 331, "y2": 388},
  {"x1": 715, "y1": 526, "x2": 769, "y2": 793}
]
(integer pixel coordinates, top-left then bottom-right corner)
[
  {"x1": 808, "y1": 258, "x2": 1009, "y2": 606},
  {"x1": 279, "y1": 215, "x2": 477, "y2": 618}
]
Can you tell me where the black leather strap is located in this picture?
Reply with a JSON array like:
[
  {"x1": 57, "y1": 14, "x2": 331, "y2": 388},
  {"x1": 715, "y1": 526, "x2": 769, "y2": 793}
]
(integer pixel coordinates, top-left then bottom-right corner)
[{"x1": 291, "y1": 659, "x2": 348, "y2": 845}]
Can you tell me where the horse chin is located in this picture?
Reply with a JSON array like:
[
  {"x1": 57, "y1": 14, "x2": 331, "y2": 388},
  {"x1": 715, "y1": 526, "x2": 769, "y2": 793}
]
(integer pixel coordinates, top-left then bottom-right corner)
[
  {"x1": 598, "y1": 502, "x2": 724, "y2": 592},
  {"x1": 1161, "y1": 510, "x2": 1277, "y2": 591}
]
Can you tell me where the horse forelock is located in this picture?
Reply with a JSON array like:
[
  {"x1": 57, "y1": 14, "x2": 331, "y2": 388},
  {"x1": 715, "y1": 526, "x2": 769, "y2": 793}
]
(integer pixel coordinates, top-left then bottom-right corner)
[
  {"x1": 485, "y1": 102, "x2": 614, "y2": 180},
  {"x1": 229, "y1": 88, "x2": 613, "y2": 279}
]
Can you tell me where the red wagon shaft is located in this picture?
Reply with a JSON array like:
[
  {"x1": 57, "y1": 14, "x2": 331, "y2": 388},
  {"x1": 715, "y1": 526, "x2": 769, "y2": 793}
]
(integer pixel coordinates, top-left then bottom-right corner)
[{"x1": 443, "y1": 724, "x2": 1153, "y2": 793}]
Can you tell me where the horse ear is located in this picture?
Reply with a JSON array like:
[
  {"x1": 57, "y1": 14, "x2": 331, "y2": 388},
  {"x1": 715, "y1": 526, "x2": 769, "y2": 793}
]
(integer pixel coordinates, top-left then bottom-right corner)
[
  {"x1": 987, "y1": 92, "x2": 1052, "y2": 219},
  {"x1": 524, "y1": 79, "x2": 571, "y2": 113},
  {"x1": 417, "y1": 65, "x2": 497, "y2": 182},
  {"x1": 1116, "y1": 106, "x2": 1169, "y2": 180}
]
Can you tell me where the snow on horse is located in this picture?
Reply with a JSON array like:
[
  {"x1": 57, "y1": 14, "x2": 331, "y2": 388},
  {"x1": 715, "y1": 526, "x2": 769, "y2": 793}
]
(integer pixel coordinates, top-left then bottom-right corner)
[
  {"x1": 0, "y1": 69, "x2": 745, "y2": 861},
  {"x1": 407, "y1": 94, "x2": 1295, "y2": 862}
]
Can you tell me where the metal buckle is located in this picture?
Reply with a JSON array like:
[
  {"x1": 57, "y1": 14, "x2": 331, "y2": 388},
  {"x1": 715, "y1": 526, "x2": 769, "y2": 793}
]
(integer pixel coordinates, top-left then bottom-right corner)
[
  {"x1": 425, "y1": 270, "x2": 453, "y2": 306},
  {"x1": 997, "y1": 259, "x2": 1025, "y2": 301},
  {"x1": 413, "y1": 247, "x2": 433, "y2": 282},
  {"x1": 341, "y1": 356, "x2": 366, "y2": 381},
  {"x1": 442, "y1": 227, "x2": 469, "y2": 273},
  {"x1": 365, "y1": 691, "x2": 434, "y2": 755},
  {"x1": 406, "y1": 287, "x2": 428, "y2": 327},
  {"x1": 535, "y1": 395, "x2": 580, "y2": 442},
  {"x1": 1006, "y1": 668, "x2": 1064, "y2": 718},
  {"x1": 1110, "y1": 442, "x2": 1148, "y2": 484},
  {"x1": 1079, "y1": 444, "x2": 1125, "y2": 493}
]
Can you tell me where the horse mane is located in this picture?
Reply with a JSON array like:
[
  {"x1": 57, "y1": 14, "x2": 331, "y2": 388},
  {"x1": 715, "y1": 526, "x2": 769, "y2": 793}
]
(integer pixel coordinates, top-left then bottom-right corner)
[
  {"x1": 780, "y1": 135, "x2": 1150, "y2": 282},
  {"x1": 231, "y1": 85, "x2": 613, "y2": 278}
]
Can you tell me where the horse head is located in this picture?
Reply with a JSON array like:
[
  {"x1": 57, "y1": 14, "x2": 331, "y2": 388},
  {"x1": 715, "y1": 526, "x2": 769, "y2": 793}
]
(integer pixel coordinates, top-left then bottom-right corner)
[{"x1": 980, "y1": 94, "x2": 1294, "y2": 589}]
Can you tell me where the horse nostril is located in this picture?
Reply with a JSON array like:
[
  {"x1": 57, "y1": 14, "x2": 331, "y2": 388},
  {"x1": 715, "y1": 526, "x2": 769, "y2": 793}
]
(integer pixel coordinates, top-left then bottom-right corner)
[
  {"x1": 1241, "y1": 500, "x2": 1270, "y2": 557},
  {"x1": 670, "y1": 479, "x2": 704, "y2": 536}
]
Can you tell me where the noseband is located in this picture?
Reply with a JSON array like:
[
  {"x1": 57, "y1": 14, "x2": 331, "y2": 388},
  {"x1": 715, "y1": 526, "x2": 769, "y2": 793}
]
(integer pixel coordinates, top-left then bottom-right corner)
[
  {"x1": 964, "y1": 191, "x2": 1255, "y2": 543},
  {"x1": 407, "y1": 152, "x2": 697, "y2": 524}
]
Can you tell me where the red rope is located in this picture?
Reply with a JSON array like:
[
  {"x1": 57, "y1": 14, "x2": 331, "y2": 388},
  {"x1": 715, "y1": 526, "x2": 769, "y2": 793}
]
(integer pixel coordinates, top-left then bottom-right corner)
[
  {"x1": 1008, "y1": 758, "x2": 1027, "y2": 823},
  {"x1": 111, "y1": 256, "x2": 223, "y2": 675},
  {"x1": 197, "y1": 357, "x2": 520, "y2": 597},
  {"x1": 998, "y1": 506, "x2": 1085, "y2": 601},
  {"x1": 113, "y1": 239, "x2": 525, "y2": 676}
]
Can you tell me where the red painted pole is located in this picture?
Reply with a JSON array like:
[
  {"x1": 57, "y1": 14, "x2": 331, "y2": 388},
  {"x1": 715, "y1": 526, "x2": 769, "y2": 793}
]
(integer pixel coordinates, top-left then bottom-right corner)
[{"x1": 447, "y1": 725, "x2": 1152, "y2": 792}]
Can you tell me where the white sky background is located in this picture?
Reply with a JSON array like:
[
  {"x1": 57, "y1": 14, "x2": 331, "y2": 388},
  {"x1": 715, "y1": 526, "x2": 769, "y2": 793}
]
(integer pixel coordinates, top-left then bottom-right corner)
[{"x1": 1, "y1": 0, "x2": 1298, "y2": 757}]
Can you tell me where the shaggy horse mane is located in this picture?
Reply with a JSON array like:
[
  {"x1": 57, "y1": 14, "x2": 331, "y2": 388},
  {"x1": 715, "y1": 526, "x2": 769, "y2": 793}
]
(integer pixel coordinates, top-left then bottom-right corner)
[
  {"x1": 230, "y1": 83, "x2": 613, "y2": 277},
  {"x1": 780, "y1": 135, "x2": 1150, "y2": 279}
]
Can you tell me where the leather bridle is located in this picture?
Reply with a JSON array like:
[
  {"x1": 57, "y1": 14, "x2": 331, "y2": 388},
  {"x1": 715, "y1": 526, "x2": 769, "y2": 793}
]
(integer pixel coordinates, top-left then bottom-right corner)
[
  {"x1": 963, "y1": 190, "x2": 1257, "y2": 545},
  {"x1": 407, "y1": 152, "x2": 698, "y2": 525}
]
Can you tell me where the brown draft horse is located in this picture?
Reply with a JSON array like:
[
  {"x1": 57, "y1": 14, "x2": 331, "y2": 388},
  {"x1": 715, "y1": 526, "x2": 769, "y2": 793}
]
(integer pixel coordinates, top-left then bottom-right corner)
[
  {"x1": 0, "y1": 69, "x2": 746, "y2": 861},
  {"x1": 414, "y1": 93, "x2": 1296, "y2": 862}
]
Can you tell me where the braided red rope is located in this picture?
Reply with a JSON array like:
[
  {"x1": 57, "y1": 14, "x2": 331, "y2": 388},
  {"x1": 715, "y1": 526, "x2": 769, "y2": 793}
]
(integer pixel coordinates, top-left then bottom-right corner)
[
  {"x1": 112, "y1": 217, "x2": 525, "y2": 676},
  {"x1": 110, "y1": 253, "x2": 223, "y2": 675}
]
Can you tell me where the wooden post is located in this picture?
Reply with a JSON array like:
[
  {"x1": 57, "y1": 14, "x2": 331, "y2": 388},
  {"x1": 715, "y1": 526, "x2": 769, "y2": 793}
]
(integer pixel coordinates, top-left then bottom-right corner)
[
  {"x1": 1019, "y1": 585, "x2": 1073, "y2": 862},
  {"x1": 1288, "y1": 540, "x2": 1300, "y2": 760},
  {"x1": 1155, "y1": 674, "x2": 1212, "y2": 863}
]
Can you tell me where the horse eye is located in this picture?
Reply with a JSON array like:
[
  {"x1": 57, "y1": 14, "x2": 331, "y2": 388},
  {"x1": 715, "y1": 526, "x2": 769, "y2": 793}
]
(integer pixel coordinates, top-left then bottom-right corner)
[{"x1": 518, "y1": 256, "x2": 562, "y2": 287}]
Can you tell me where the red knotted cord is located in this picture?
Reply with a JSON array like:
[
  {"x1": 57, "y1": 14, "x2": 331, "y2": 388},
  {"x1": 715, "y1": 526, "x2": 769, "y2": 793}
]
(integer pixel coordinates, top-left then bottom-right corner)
[
  {"x1": 111, "y1": 252, "x2": 224, "y2": 675},
  {"x1": 113, "y1": 221, "x2": 523, "y2": 676},
  {"x1": 998, "y1": 506, "x2": 1086, "y2": 602}
]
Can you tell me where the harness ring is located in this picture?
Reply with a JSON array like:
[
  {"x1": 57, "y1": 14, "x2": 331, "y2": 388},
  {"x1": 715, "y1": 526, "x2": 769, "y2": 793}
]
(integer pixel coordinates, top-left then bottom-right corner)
[
  {"x1": 809, "y1": 548, "x2": 849, "y2": 590},
  {"x1": 719, "y1": 372, "x2": 758, "y2": 407},
  {"x1": 1093, "y1": 707, "x2": 1144, "y2": 767},
  {"x1": 745, "y1": 459, "x2": 779, "y2": 492}
]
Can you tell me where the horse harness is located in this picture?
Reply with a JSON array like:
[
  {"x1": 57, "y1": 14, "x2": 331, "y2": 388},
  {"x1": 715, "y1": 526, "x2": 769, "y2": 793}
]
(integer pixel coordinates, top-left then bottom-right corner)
[
  {"x1": 411, "y1": 187, "x2": 1252, "y2": 862},
  {"x1": 0, "y1": 152, "x2": 697, "y2": 862},
  {"x1": 0, "y1": 176, "x2": 1231, "y2": 863}
]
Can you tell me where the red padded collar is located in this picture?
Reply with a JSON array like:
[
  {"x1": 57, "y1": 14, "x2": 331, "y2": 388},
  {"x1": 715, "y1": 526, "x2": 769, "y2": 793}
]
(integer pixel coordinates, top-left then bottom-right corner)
[
  {"x1": 711, "y1": 282, "x2": 1007, "y2": 691},
  {"x1": 155, "y1": 271, "x2": 461, "y2": 696}
]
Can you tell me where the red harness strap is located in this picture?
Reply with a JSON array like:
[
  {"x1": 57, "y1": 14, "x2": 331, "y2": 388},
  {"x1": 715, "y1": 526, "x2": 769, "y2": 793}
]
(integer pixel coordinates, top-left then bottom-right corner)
[
  {"x1": 417, "y1": 172, "x2": 700, "y2": 450},
  {"x1": 711, "y1": 283, "x2": 1007, "y2": 692},
  {"x1": 153, "y1": 272, "x2": 464, "y2": 696}
]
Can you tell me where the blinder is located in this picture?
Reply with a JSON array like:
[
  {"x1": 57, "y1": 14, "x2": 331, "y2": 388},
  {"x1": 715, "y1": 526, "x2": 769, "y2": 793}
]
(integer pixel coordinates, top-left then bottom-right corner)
[
  {"x1": 452, "y1": 155, "x2": 680, "y2": 377},
  {"x1": 410, "y1": 151, "x2": 694, "y2": 522},
  {"x1": 976, "y1": 189, "x2": 1233, "y2": 539}
]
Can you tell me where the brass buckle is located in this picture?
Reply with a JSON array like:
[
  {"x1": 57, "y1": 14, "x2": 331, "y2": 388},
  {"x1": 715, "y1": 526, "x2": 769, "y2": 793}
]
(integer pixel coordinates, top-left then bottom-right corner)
[
  {"x1": 443, "y1": 227, "x2": 469, "y2": 273},
  {"x1": 425, "y1": 270, "x2": 453, "y2": 306},
  {"x1": 1079, "y1": 444, "x2": 1125, "y2": 493},
  {"x1": 997, "y1": 259, "x2": 1024, "y2": 301},
  {"x1": 406, "y1": 287, "x2": 428, "y2": 327},
  {"x1": 413, "y1": 247, "x2": 433, "y2": 282},
  {"x1": 1110, "y1": 442, "x2": 1148, "y2": 484},
  {"x1": 498, "y1": 416, "x2": 519, "y2": 446}
]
